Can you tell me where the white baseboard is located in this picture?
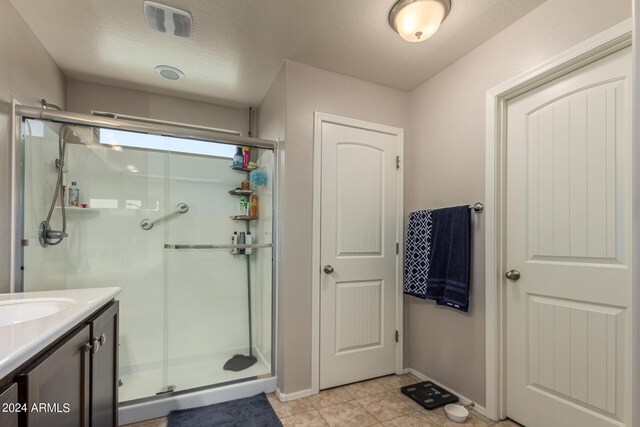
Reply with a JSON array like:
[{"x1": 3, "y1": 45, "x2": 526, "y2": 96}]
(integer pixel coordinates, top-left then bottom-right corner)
[
  {"x1": 275, "y1": 387, "x2": 317, "y2": 402},
  {"x1": 404, "y1": 368, "x2": 489, "y2": 418}
]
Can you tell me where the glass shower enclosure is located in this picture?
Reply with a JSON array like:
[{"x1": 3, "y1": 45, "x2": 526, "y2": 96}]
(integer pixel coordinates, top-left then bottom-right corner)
[{"x1": 13, "y1": 109, "x2": 275, "y2": 404}]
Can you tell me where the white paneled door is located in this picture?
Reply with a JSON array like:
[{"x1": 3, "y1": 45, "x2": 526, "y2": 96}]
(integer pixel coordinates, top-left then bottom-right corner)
[
  {"x1": 318, "y1": 116, "x2": 402, "y2": 389},
  {"x1": 505, "y1": 47, "x2": 632, "y2": 427}
]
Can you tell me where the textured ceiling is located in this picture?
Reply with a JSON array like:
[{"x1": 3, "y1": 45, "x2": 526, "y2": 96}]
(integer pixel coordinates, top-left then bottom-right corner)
[{"x1": 11, "y1": 0, "x2": 546, "y2": 107}]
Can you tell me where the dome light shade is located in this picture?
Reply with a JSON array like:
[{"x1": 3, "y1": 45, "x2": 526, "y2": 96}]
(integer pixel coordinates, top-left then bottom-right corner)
[
  {"x1": 389, "y1": 0, "x2": 451, "y2": 43},
  {"x1": 154, "y1": 65, "x2": 184, "y2": 81}
]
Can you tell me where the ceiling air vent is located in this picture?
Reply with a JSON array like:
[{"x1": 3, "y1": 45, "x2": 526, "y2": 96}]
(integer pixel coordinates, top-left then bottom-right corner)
[{"x1": 144, "y1": 1, "x2": 192, "y2": 38}]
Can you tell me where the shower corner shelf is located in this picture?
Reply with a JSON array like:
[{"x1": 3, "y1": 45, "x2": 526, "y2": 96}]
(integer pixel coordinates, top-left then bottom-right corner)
[
  {"x1": 230, "y1": 251, "x2": 253, "y2": 256},
  {"x1": 55, "y1": 206, "x2": 101, "y2": 214},
  {"x1": 230, "y1": 166, "x2": 256, "y2": 173},
  {"x1": 228, "y1": 189, "x2": 254, "y2": 196},
  {"x1": 230, "y1": 215, "x2": 257, "y2": 221}
]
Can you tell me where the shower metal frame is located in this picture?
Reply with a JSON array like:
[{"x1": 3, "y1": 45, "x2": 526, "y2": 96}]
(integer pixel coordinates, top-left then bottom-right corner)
[{"x1": 10, "y1": 104, "x2": 279, "y2": 400}]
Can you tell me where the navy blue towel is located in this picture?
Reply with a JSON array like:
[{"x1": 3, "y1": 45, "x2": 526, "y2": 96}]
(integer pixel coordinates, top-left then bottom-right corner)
[
  {"x1": 404, "y1": 210, "x2": 433, "y2": 298},
  {"x1": 424, "y1": 205, "x2": 471, "y2": 312}
]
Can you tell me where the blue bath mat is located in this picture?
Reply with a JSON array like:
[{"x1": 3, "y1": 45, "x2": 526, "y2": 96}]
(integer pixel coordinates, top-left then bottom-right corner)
[{"x1": 167, "y1": 393, "x2": 282, "y2": 427}]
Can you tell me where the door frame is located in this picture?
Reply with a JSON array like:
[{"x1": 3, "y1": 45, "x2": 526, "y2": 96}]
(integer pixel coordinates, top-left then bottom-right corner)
[
  {"x1": 484, "y1": 19, "x2": 634, "y2": 421},
  {"x1": 311, "y1": 112, "x2": 405, "y2": 394}
]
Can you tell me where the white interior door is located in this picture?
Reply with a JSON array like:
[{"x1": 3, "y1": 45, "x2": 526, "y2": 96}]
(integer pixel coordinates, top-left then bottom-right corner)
[
  {"x1": 505, "y1": 46, "x2": 632, "y2": 427},
  {"x1": 319, "y1": 117, "x2": 402, "y2": 389}
]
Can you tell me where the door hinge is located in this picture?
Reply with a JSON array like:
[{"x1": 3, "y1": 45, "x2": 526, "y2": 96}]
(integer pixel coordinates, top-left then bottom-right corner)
[
  {"x1": 395, "y1": 330, "x2": 399, "y2": 342},
  {"x1": 396, "y1": 156, "x2": 400, "y2": 170},
  {"x1": 396, "y1": 242, "x2": 399, "y2": 254}
]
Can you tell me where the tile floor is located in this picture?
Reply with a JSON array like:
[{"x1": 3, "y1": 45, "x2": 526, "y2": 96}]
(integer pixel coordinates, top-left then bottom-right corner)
[{"x1": 124, "y1": 374, "x2": 523, "y2": 427}]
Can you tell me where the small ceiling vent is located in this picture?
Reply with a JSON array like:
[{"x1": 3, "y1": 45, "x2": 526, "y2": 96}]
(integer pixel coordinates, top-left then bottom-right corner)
[{"x1": 144, "y1": 1, "x2": 192, "y2": 38}]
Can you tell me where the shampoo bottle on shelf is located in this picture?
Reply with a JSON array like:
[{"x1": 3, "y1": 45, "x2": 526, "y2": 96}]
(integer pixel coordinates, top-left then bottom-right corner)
[
  {"x1": 69, "y1": 181, "x2": 79, "y2": 207},
  {"x1": 245, "y1": 232, "x2": 253, "y2": 255},
  {"x1": 250, "y1": 194, "x2": 258, "y2": 219},
  {"x1": 233, "y1": 147, "x2": 244, "y2": 169},
  {"x1": 243, "y1": 146, "x2": 250, "y2": 169},
  {"x1": 238, "y1": 232, "x2": 246, "y2": 254},
  {"x1": 238, "y1": 197, "x2": 249, "y2": 216},
  {"x1": 231, "y1": 232, "x2": 239, "y2": 254}
]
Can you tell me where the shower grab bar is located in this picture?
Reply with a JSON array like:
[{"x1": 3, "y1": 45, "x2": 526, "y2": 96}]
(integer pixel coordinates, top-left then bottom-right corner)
[
  {"x1": 140, "y1": 203, "x2": 189, "y2": 230},
  {"x1": 164, "y1": 243, "x2": 272, "y2": 250}
]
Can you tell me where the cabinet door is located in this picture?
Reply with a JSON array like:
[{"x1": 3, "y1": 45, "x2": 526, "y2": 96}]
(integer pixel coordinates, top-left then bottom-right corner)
[
  {"x1": 0, "y1": 383, "x2": 19, "y2": 427},
  {"x1": 19, "y1": 324, "x2": 91, "y2": 427},
  {"x1": 90, "y1": 301, "x2": 118, "y2": 427}
]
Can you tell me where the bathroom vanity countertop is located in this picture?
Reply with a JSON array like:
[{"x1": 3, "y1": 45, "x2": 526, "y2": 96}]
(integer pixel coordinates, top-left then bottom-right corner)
[{"x1": 0, "y1": 287, "x2": 121, "y2": 379}]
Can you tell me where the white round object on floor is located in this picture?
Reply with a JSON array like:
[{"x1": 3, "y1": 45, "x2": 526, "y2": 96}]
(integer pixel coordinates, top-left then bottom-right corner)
[{"x1": 444, "y1": 404, "x2": 469, "y2": 423}]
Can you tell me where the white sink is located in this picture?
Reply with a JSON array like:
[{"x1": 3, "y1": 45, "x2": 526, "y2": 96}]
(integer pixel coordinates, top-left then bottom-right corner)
[{"x1": 0, "y1": 298, "x2": 74, "y2": 326}]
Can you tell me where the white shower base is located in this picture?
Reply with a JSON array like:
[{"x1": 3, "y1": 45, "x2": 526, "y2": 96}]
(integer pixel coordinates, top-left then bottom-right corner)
[
  {"x1": 119, "y1": 375, "x2": 276, "y2": 425},
  {"x1": 120, "y1": 355, "x2": 270, "y2": 403}
]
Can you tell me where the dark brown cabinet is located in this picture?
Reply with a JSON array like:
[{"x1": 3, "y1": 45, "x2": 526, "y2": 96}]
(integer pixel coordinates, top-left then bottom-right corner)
[
  {"x1": 18, "y1": 324, "x2": 91, "y2": 427},
  {"x1": 3, "y1": 300, "x2": 118, "y2": 427},
  {"x1": 0, "y1": 383, "x2": 19, "y2": 427},
  {"x1": 90, "y1": 302, "x2": 118, "y2": 427}
]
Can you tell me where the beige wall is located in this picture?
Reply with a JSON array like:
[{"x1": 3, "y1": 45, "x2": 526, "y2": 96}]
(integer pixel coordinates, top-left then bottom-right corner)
[
  {"x1": 407, "y1": 0, "x2": 631, "y2": 406},
  {"x1": 67, "y1": 80, "x2": 250, "y2": 135},
  {"x1": 0, "y1": 0, "x2": 67, "y2": 293},
  {"x1": 260, "y1": 60, "x2": 410, "y2": 393}
]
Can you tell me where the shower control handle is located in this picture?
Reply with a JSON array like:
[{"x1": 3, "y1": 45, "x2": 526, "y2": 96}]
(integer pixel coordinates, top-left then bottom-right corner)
[{"x1": 324, "y1": 265, "x2": 334, "y2": 274}]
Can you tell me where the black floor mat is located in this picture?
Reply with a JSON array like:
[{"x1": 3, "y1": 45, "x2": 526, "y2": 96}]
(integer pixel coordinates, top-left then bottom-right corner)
[
  {"x1": 401, "y1": 381, "x2": 459, "y2": 410},
  {"x1": 223, "y1": 354, "x2": 257, "y2": 372}
]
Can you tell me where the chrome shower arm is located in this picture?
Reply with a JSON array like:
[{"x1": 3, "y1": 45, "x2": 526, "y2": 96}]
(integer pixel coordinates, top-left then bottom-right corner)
[{"x1": 140, "y1": 203, "x2": 189, "y2": 230}]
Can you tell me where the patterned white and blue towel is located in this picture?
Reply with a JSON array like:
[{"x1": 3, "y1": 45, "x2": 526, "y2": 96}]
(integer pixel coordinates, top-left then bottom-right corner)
[
  {"x1": 404, "y1": 206, "x2": 472, "y2": 312},
  {"x1": 404, "y1": 210, "x2": 433, "y2": 298}
]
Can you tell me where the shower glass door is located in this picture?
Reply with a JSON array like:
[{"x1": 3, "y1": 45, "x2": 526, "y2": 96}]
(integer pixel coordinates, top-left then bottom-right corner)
[
  {"x1": 20, "y1": 118, "x2": 274, "y2": 403},
  {"x1": 162, "y1": 135, "x2": 274, "y2": 393}
]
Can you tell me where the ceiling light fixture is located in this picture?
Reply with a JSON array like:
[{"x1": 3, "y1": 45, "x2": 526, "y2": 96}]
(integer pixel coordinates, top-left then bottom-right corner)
[
  {"x1": 389, "y1": 0, "x2": 451, "y2": 43},
  {"x1": 154, "y1": 65, "x2": 184, "y2": 81}
]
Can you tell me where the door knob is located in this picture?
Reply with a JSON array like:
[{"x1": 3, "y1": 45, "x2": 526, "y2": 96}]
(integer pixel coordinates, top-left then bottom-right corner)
[
  {"x1": 505, "y1": 269, "x2": 521, "y2": 281},
  {"x1": 324, "y1": 265, "x2": 334, "y2": 274}
]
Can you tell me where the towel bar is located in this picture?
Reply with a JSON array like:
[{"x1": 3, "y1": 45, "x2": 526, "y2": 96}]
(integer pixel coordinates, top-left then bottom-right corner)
[{"x1": 469, "y1": 202, "x2": 484, "y2": 212}]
